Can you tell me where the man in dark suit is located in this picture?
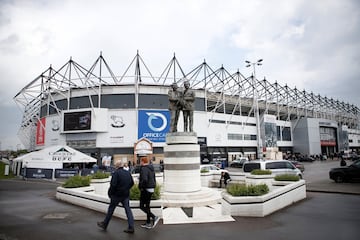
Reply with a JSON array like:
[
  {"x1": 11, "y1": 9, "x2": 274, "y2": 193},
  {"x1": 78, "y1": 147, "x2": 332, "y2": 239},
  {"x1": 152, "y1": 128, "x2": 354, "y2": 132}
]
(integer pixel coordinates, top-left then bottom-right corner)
[
  {"x1": 97, "y1": 160, "x2": 135, "y2": 233},
  {"x1": 181, "y1": 80, "x2": 195, "y2": 132}
]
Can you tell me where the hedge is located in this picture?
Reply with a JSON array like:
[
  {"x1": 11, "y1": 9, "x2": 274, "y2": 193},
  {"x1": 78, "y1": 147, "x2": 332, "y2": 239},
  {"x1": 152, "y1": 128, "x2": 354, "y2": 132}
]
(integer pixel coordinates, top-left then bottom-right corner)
[{"x1": 227, "y1": 183, "x2": 269, "y2": 196}]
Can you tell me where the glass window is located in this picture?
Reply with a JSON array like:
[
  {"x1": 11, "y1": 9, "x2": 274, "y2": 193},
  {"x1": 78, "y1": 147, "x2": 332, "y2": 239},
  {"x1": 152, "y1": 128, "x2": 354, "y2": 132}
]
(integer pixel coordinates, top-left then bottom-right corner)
[
  {"x1": 277, "y1": 126, "x2": 281, "y2": 140},
  {"x1": 244, "y1": 134, "x2": 257, "y2": 140},
  {"x1": 286, "y1": 162, "x2": 294, "y2": 169},
  {"x1": 101, "y1": 94, "x2": 135, "y2": 108},
  {"x1": 265, "y1": 162, "x2": 276, "y2": 169},
  {"x1": 282, "y1": 127, "x2": 292, "y2": 141},
  {"x1": 243, "y1": 163, "x2": 260, "y2": 172},
  {"x1": 228, "y1": 133, "x2": 243, "y2": 140},
  {"x1": 138, "y1": 94, "x2": 168, "y2": 109},
  {"x1": 70, "y1": 95, "x2": 99, "y2": 109},
  {"x1": 277, "y1": 162, "x2": 286, "y2": 168},
  {"x1": 48, "y1": 99, "x2": 68, "y2": 115}
]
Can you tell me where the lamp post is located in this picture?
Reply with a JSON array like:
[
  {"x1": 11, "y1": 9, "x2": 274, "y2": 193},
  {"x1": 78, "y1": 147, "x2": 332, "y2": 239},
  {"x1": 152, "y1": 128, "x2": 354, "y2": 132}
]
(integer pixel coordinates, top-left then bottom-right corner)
[{"x1": 246, "y1": 59, "x2": 263, "y2": 159}]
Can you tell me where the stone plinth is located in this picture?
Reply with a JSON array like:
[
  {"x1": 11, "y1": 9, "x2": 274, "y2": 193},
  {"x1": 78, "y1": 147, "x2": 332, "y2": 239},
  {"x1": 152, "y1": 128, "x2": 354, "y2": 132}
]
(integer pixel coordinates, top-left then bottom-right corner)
[{"x1": 164, "y1": 132, "x2": 201, "y2": 193}]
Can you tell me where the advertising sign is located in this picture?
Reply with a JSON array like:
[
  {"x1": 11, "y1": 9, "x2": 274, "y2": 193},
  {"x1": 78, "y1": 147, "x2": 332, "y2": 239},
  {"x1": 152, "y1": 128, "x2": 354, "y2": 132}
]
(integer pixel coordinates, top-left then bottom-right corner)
[
  {"x1": 24, "y1": 168, "x2": 53, "y2": 179},
  {"x1": 320, "y1": 127, "x2": 337, "y2": 146},
  {"x1": 45, "y1": 115, "x2": 66, "y2": 147},
  {"x1": 55, "y1": 169, "x2": 79, "y2": 178},
  {"x1": 138, "y1": 110, "x2": 170, "y2": 142},
  {"x1": 263, "y1": 115, "x2": 277, "y2": 147}
]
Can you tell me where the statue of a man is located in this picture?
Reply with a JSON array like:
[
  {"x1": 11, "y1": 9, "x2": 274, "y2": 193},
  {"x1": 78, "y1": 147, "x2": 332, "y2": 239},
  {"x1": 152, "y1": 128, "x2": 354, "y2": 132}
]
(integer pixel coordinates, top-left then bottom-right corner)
[
  {"x1": 168, "y1": 82, "x2": 181, "y2": 132},
  {"x1": 181, "y1": 80, "x2": 195, "y2": 132}
]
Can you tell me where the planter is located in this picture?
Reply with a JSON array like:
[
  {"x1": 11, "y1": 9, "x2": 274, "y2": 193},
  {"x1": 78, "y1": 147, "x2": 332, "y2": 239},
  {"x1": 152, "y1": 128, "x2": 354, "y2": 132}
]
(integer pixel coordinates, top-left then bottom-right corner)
[
  {"x1": 272, "y1": 180, "x2": 297, "y2": 186},
  {"x1": 229, "y1": 172, "x2": 246, "y2": 182},
  {"x1": 200, "y1": 172, "x2": 213, "y2": 187},
  {"x1": 245, "y1": 174, "x2": 275, "y2": 190},
  {"x1": 56, "y1": 186, "x2": 162, "y2": 220},
  {"x1": 221, "y1": 180, "x2": 306, "y2": 217},
  {"x1": 90, "y1": 177, "x2": 111, "y2": 195}
]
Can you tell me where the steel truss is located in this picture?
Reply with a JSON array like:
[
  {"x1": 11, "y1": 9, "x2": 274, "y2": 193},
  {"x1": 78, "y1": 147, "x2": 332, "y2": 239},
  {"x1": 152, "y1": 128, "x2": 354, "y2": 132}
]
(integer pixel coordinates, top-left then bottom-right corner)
[{"x1": 14, "y1": 52, "x2": 360, "y2": 150}]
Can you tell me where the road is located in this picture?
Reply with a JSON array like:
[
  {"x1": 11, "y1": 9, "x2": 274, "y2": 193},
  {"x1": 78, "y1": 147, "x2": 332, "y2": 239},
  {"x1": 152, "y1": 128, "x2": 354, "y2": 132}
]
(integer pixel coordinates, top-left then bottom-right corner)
[{"x1": 0, "y1": 160, "x2": 360, "y2": 240}]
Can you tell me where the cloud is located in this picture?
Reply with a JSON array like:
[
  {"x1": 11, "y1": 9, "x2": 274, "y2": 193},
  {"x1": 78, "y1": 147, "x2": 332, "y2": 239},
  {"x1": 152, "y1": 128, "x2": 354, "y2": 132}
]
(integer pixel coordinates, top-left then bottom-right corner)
[{"x1": 0, "y1": 0, "x2": 359, "y2": 149}]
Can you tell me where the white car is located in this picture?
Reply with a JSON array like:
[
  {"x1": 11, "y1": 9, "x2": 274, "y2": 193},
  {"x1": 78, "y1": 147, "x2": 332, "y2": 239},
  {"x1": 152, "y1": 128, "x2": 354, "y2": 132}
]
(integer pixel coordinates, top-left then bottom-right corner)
[
  {"x1": 200, "y1": 164, "x2": 228, "y2": 174},
  {"x1": 242, "y1": 160, "x2": 303, "y2": 178}
]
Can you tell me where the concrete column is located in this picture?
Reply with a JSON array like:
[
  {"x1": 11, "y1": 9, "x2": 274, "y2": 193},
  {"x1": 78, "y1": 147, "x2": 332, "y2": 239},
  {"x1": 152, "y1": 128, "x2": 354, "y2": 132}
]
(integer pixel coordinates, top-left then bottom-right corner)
[{"x1": 163, "y1": 132, "x2": 201, "y2": 192}]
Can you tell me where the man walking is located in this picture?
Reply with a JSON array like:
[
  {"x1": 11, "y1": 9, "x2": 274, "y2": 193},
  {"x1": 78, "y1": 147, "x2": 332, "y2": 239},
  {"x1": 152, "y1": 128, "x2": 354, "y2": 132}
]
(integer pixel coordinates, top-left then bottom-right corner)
[
  {"x1": 138, "y1": 156, "x2": 160, "y2": 229},
  {"x1": 97, "y1": 160, "x2": 135, "y2": 233}
]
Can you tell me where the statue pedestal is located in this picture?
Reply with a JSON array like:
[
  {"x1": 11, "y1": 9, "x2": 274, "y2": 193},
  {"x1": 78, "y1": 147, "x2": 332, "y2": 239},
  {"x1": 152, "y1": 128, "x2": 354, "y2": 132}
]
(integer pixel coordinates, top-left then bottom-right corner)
[
  {"x1": 162, "y1": 132, "x2": 221, "y2": 207},
  {"x1": 163, "y1": 132, "x2": 201, "y2": 193}
]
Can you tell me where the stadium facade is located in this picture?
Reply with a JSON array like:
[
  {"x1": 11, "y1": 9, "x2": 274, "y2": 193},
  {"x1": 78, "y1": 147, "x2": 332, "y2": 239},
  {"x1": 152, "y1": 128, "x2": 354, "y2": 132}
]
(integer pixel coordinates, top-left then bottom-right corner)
[{"x1": 14, "y1": 52, "x2": 360, "y2": 165}]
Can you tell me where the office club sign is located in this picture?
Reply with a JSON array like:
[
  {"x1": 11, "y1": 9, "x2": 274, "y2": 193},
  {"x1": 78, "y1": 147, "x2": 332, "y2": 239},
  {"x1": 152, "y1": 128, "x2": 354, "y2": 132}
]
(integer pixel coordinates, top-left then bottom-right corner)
[{"x1": 50, "y1": 147, "x2": 74, "y2": 162}]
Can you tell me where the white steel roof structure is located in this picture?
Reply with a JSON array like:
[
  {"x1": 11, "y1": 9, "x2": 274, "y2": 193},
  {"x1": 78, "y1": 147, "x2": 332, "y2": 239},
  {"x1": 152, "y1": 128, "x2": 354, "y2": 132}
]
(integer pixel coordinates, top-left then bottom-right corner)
[{"x1": 14, "y1": 51, "x2": 360, "y2": 150}]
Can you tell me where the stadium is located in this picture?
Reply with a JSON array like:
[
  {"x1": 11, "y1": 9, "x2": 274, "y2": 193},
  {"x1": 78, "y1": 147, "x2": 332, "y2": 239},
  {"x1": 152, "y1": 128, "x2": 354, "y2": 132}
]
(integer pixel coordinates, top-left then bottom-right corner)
[{"x1": 14, "y1": 52, "x2": 360, "y2": 167}]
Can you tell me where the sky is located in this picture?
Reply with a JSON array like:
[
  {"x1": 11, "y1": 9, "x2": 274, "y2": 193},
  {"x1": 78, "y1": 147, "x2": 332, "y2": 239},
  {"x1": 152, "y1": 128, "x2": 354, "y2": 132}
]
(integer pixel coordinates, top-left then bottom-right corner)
[{"x1": 0, "y1": 0, "x2": 359, "y2": 151}]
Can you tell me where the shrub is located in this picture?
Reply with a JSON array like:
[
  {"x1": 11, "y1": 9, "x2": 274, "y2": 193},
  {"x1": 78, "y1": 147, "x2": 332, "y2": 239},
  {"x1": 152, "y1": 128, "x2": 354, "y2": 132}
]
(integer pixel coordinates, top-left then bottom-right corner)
[
  {"x1": 251, "y1": 169, "x2": 272, "y2": 175},
  {"x1": 62, "y1": 175, "x2": 91, "y2": 188},
  {"x1": 227, "y1": 183, "x2": 269, "y2": 196},
  {"x1": 274, "y1": 174, "x2": 300, "y2": 181},
  {"x1": 130, "y1": 185, "x2": 141, "y2": 200},
  {"x1": 227, "y1": 183, "x2": 248, "y2": 196},
  {"x1": 247, "y1": 184, "x2": 269, "y2": 196},
  {"x1": 130, "y1": 184, "x2": 161, "y2": 200},
  {"x1": 91, "y1": 171, "x2": 111, "y2": 179}
]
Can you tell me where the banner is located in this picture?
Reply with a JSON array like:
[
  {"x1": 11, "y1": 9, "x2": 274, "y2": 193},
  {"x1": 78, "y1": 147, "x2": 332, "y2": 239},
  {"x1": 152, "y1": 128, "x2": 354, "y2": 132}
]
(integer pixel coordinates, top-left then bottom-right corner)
[{"x1": 36, "y1": 118, "x2": 46, "y2": 145}]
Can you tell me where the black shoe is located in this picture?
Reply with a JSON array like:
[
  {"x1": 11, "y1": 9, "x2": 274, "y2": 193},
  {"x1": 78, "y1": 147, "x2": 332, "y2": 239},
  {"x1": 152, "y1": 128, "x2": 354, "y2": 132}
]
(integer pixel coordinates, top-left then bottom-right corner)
[
  {"x1": 97, "y1": 221, "x2": 106, "y2": 231},
  {"x1": 124, "y1": 228, "x2": 134, "y2": 234},
  {"x1": 141, "y1": 223, "x2": 153, "y2": 229}
]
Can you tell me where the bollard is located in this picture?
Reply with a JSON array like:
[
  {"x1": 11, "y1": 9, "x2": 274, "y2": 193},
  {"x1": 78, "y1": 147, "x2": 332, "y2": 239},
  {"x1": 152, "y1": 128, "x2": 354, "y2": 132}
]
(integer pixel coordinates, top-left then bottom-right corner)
[{"x1": 4, "y1": 165, "x2": 9, "y2": 176}]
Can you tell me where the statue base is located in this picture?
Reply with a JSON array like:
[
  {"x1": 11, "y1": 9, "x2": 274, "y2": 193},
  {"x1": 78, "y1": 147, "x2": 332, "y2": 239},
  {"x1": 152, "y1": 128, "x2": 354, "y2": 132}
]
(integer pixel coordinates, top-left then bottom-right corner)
[
  {"x1": 163, "y1": 132, "x2": 221, "y2": 207},
  {"x1": 163, "y1": 132, "x2": 201, "y2": 193}
]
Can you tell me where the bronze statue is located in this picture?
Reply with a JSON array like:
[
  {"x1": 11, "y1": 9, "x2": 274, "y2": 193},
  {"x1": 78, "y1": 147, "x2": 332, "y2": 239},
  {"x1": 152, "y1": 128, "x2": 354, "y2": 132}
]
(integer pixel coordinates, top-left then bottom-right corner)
[
  {"x1": 168, "y1": 82, "x2": 181, "y2": 132},
  {"x1": 181, "y1": 80, "x2": 195, "y2": 132},
  {"x1": 168, "y1": 80, "x2": 195, "y2": 133}
]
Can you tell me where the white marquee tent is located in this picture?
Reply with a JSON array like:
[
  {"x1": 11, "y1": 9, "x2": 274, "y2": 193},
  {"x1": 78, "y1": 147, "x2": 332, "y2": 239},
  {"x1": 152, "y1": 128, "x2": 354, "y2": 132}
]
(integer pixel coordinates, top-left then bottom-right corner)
[{"x1": 12, "y1": 145, "x2": 97, "y2": 177}]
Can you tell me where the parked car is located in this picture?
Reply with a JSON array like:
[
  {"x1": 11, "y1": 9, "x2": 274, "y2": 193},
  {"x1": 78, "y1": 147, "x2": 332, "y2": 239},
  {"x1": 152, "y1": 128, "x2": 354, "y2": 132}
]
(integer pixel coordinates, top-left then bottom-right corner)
[
  {"x1": 341, "y1": 153, "x2": 359, "y2": 161},
  {"x1": 297, "y1": 156, "x2": 315, "y2": 162},
  {"x1": 229, "y1": 157, "x2": 249, "y2": 168},
  {"x1": 290, "y1": 160, "x2": 305, "y2": 172},
  {"x1": 209, "y1": 160, "x2": 222, "y2": 168},
  {"x1": 200, "y1": 164, "x2": 228, "y2": 174},
  {"x1": 350, "y1": 154, "x2": 360, "y2": 161},
  {"x1": 329, "y1": 160, "x2": 360, "y2": 183},
  {"x1": 243, "y1": 160, "x2": 303, "y2": 178}
]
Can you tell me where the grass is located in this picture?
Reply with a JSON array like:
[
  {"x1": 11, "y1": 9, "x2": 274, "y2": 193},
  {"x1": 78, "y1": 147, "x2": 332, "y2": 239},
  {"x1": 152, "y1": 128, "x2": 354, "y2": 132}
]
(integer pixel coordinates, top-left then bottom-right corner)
[{"x1": 0, "y1": 162, "x2": 15, "y2": 179}]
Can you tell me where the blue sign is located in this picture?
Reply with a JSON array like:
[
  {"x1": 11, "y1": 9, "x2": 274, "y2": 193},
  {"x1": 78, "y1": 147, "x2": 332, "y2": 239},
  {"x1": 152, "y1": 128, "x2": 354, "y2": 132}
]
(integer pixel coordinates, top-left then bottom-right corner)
[{"x1": 138, "y1": 110, "x2": 170, "y2": 142}]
